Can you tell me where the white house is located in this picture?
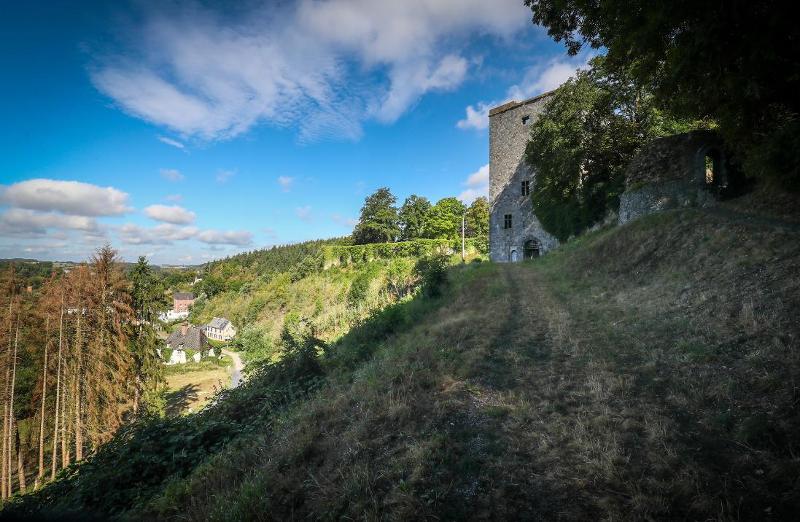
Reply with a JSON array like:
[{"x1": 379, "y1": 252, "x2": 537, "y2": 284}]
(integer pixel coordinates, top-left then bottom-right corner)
[
  {"x1": 204, "y1": 317, "x2": 237, "y2": 341},
  {"x1": 159, "y1": 310, "x2": 189, "y2": 322}
]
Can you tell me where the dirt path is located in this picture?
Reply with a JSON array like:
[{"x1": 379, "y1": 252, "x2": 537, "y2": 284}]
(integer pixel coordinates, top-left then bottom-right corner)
[{"x1": 222, "y1": 349, "x2": 244, "y2": 388}]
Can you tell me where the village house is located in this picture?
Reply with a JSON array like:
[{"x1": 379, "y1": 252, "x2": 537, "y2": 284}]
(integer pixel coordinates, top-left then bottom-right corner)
[
  {"x1": 173, "y1": 292, "x2": 195, "y2": 312},
  {"x1": 165, "y1": 323, "x2": 209, "y2": 364},
  {"x1": 204, "y1": 317, "x2": 237, "y2": 341}
]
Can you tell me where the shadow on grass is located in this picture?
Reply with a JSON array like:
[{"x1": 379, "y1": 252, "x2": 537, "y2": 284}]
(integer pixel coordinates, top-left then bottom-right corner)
[{"x1": 164, "y1": 384, "x2": 200, "y2": 417}]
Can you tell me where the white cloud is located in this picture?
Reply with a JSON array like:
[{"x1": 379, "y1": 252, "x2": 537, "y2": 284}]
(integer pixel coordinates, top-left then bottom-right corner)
[
  {"x1": 118, "y1": 222, "x2": 251, "y2": 247},
  {"x1": 457, "y1": 55, "x2": 592, "y2": 131},
  {"x1": 143, "y1": 204, "x2": 196, "y2": 224},
  {"x1": 458, "y1": 163, "x2": 489, "y2": 203},
  {"x1": 277, "y1": 176, "x2": 294, "y2": 192},
  {"x1": 160, "y1": 168, "x2": 184, "y2": 182},
  {"x1": 331, "y1": 213, "x2": 357, "y2": 228},
  {"x1": 216, "y1": 170, "x2": 235, "y2": 183},
  {"x1": 456, "y1": 101, "x2": 493, "y2": 131},
  {"x1": 295, "y1": 206, "x2": 312, "y2": 222},
  {"x1": 0, "y1": 209, "x2": 100, "y2": 235},
  {"x1": 0, "y1": 178, "x2": 130, "y2": 216},
  {"x1": 165, "y1": 193, "x2": 183, "y2": 202},
  {"x1": 157, "y1": 136, "x2": 186, "y2": 149},
  {"x1": 118, "y1": 223, "x2": 198, "y2": 245},
  {"x1": 91, "y1": 0, "x2": 529, "y2": 142},
  {"x1": 195, "y1": 229, "x2": 252, "y2": 246}
]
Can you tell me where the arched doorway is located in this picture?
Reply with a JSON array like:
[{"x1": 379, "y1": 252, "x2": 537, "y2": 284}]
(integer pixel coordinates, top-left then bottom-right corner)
[
  {"x1": 510, "y1": 249, "x2": 518, "y2": 262},
  {"x1": 524, "y1": 239, "x2": 540, "y2": 260}
]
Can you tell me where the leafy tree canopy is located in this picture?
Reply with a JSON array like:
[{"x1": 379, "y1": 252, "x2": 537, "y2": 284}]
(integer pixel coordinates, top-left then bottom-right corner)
[
  {"x1": 353, "y1": 187, "x2": 401, "y2": 244},
  {"x1": 425, "y1": 197, "x2": 466, "y2": 240},
  {"x1": 464, "y1": 197, "x2": 489, "y2": 238},
  {"x1": 398, "y1": 195, "x2": 432, "y2": 240},
  {"x1": 526, "y1": 56, "x2": 702, "y2": 241},
  {"x1": 525, "y1": 0, "x2": 800, "y2": 188}
]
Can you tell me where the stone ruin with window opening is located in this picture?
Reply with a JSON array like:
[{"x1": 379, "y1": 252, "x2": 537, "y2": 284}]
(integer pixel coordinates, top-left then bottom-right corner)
[
  {"x1": 488, "y1": 94, "x2": 731, "y2": 262},
  {"x1": 617, "y1": 129, "x2": 731, "y2": 224}
]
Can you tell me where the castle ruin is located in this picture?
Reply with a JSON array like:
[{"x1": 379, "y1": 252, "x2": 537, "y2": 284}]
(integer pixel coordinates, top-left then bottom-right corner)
[{"x1": 488, "y1": 92, "x2": 558, "y2": 262}]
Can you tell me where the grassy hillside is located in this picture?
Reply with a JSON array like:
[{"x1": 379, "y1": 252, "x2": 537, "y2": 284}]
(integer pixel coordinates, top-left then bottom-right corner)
[{"x1": 3, "y1": 189, "x2": 799, "y2": 520}]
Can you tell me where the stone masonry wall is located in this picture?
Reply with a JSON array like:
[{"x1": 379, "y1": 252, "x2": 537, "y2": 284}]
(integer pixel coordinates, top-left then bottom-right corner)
[
  {"x1": 619, "y1": 129, "x2": 726, "y2": 224},
  {"x1": 488, "y1": 93, "x2": 558, "y2": 262}
]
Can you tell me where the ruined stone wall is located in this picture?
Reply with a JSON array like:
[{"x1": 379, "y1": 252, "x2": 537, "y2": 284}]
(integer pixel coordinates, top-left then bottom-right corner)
[
  {"x1": 488, "y1": 93, "x2": 558, "y2": 262},
  {"x1": 619, "y1": 130, "x2": 726, "y2": 224}
]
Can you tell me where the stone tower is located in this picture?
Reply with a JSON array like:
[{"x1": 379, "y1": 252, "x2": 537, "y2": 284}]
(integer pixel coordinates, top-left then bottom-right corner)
[{"x1": 488, "y1": 92, "x2": 558, "y2": 262}]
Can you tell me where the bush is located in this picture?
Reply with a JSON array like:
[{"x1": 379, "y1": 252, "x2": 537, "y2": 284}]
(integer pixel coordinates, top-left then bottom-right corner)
[{"x1": 414, "y1": 254, "x2": 449, "y2": 297}]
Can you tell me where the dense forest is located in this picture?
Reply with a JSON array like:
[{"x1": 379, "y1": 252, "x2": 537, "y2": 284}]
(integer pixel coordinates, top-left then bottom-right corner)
[{"x1": 0, "y1": 248, "x2": 168, "y2": 500}]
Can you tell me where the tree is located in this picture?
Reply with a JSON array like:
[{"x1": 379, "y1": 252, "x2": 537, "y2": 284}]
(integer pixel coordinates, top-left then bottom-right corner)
[
  {"x1": 352, "y1": 188, "x2": 401, "y2": 244},
  {"x1": 464, "y1": 197, "x2": 489, "y2": 237},
  {"x1": 525, "y1": 57, "x2": 701, "y2": 241},
  {"x1": 398, "y1": 195, "x2": 432, "y2": 240},
  {"x1": 525, "y1": 0, "x2": 800, "y2": 188},
  {"x1": 424, "y1": 198, "x2": 466, "y2": 240},
  {"x1": 128, "y1": 256, "x2": 165, "y2": 414},
  {"x1": 196, "y1": 275, "x2": 224, "y2": 299}
]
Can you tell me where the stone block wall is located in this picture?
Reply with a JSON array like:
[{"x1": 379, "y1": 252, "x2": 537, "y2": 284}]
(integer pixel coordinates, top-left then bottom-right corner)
[
  {"x1": 619, "y1": 130, "x2": 728, "y2": 224},
  {"x1": 488, "y1": 93, "x2": 558, "y2": 262}
]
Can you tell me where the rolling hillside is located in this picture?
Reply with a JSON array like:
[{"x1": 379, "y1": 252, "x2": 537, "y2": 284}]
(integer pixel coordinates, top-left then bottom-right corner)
[{"x1": 3, "y1": 188, "x2": 800, "y2": 520}]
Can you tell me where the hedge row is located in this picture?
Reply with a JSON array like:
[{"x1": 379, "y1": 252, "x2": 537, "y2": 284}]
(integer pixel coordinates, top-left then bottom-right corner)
[{"x1": 323, "y1": 237, "x2": 488, "y2": 266}]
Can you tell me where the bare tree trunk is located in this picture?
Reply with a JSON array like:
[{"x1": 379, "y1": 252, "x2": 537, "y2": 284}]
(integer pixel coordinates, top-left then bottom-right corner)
[
  {"x1": 74, "y1": 378, "x2": 82, "y2": 462},
  {"x1": 6, "y1": 414, "x2": 12, "y2": 497},
  {"x1": 51, "y1": 304, "x2": 64, "y2": 481},
  {"x1": 36, "y1": 316, "x2": 50, "y2": 488},
  {"x1": 61, "y1": 371, "x2": 69, "y2": 469},
  {"x1": 1, "y1": 299, "x2": 12, "y2": 500},
  {"x1": 15, "y1": 425, "x2": 25, "y2": 494},
  {"x1": 73, "y1": 312, "x2": 83, "y2": 462},
  {"x1": 7, "y1": 323, "x2": 19, "y2": 496},
  {"x1": 1, "y1": 402, "x2": 6, "y2": 500}
]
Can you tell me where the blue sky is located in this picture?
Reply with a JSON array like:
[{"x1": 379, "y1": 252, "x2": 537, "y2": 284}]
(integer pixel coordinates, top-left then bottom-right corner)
[{"x1": 0, "y1": 0, "x2": 587, "y2": 265}]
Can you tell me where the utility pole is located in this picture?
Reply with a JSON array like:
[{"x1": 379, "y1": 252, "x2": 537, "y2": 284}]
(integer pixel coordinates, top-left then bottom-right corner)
[{"x1": 461, "y1": 211, "x2": 466, "y2": 263}]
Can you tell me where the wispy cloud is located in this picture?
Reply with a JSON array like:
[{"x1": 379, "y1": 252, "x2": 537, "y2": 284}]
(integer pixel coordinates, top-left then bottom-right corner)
[
  {"x1": 165, "y1": 193, "x2": 183, "y2": 202},
  {"x1": 160, "y1": 168, "x2": 185, "y2": 182},
  {"x1": 91, "y1": 0, "x2": 529, "y2": 142},
  {"x1": 143, "y1": 204, "x2": 196, "y2": 224},
  {"x1": 458, "y1": 163, "x2": 489, "y2": 203},
  {"x1": 456, "y1": 55, "x2": 592, "y2": 131},
  {"x1": 195, "y1": 229, "x2": 252, "y2": 246},
  {"x1": 216, "y1": 169, "x2": 235, "y2": 183},
  {"x1": 157, "y1": 135, "x2": 186, "y2": 149},
  {"x1": 331, "y1": 213, "x2": 357, "y2": 228},
  {"x1": 117, "y1": 223, "x2": 251, "y2": 246},
  {"x1": 295, "y1": 206, "x2": 313, "y2": 222},
  {"x1": 277, "y1": 176, "x2": 294, "y2": 192}
]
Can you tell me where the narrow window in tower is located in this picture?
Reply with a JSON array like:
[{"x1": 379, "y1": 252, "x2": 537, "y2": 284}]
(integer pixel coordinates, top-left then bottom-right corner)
[
  {"x1": 521, "y1": 180, "x2": 530, "y2": 196},
  {"x1": 504, "y1": 214, "x2": 512, "y2": 229}
]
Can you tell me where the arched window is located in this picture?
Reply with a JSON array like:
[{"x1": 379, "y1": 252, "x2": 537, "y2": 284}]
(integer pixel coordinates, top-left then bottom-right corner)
[{"x1": 524, "y1": 239, "x2": 540, "y2": 259}]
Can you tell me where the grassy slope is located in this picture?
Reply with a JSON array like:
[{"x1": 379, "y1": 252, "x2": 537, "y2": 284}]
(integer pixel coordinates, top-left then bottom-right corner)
[
  {"x1": 139, "y1": 193, "x2": 800, "y2": 520},
  {"x1": 4, "y1": 191, "x2": 799, "y2": 520}
]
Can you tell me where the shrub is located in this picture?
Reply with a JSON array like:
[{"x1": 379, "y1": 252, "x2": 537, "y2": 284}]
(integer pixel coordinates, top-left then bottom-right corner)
[{"x1": 414, "y1": 254, "x2": 449, "y2": 297}]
